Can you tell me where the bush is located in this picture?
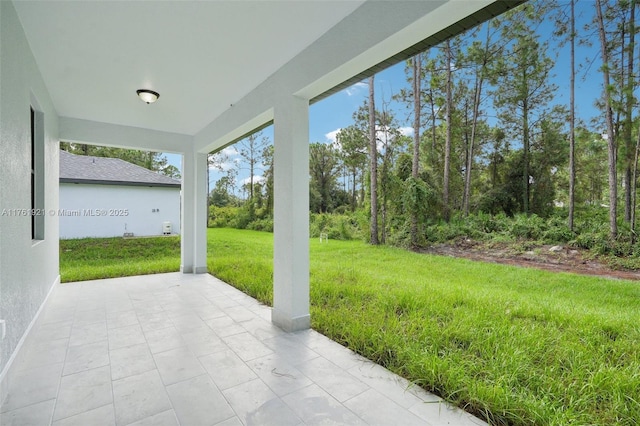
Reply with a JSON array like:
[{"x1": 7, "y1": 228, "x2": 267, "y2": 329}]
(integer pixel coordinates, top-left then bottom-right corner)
[
  {"x1": 247, "y1": 218, "x2": 273, "y2": 232},
  {"x1": 509, "y1": 214, "x2": 546, "y2": 240},
  {"x1": 467, "y1": 211, "x2": 510, "y2": 235},
  {"x1": 572, "y1": 231, "x2": 601, "y2": 250},
  {"x1": 387, "y1": 223, "x2": 412, "y2": 248},
  {"x1": 208, "y1": 206, "x2": 242, "y2": 228},
  {"x1": 477, "y1": 187, "x2": 517, "y2": 216},
  {"x1": 542, "y1": 222, "x2": 574, "y2": 244},
  {"x1": 425, "y1": 221, "x2": 468, "y2": 243},
  {"x1": 309, "y1": 213, "x2": 362, "y2": 241}
]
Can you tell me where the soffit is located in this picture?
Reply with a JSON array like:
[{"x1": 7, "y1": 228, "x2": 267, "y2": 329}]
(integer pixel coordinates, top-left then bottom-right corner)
[
  {"x1": 313, "y1": 0, "x2": 526, "y2": 103},
  {"x1": 13, "y1": 0, "x2": 364, "y2": 136}
]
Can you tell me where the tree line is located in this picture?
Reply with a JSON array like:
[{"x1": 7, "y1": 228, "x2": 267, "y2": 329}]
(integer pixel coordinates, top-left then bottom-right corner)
[
  {"x1": 60, "y1": 142, "x2": 181, "y2": 179},
  {"x1": 211, "y1": 1, "x2": 640, "y2": 252}
]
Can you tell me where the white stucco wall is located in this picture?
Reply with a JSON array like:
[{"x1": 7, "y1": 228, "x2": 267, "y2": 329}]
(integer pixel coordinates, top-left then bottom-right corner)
[
  {"x1": 0, "y1": 0, "x2": 60, "y2": 384},
  {"x1": 59, "y1": 183, "x2": 180, "y2": 239}
]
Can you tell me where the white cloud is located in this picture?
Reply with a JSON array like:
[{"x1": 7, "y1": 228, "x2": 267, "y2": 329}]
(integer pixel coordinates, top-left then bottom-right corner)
[
  {"x1": 221, "y1": 161, "x2": 238, "y2": 172},
  {"x1": 374, "y1": 125, "x2": 413, "y2": 151},
  {"x1": 241, "y1": 175, "x2": 265, "y2": 186},
  {"x1": 221, "y1": 146, "x2": 239, "y2": 156},
  {"x1": 325, "y1": 128, "x2": 341, "y2": 144},
  {"x1": 209, "y1": 146, "x2": 240, "y2": 172},
  {"x1": 344, "y1": 81, "x2": 368, "y2": 97},
  {"x1": 327, "y1": 126, "x2": 412, "y2": 153}
]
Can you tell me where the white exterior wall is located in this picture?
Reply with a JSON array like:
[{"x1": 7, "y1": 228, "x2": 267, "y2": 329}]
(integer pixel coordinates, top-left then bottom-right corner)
[
  {"x1": 59, "y1": 183, "x2": 180, "y2": 239},
  {"x1": 0, "y1": 0, "x2": 60, "y2": 389}
]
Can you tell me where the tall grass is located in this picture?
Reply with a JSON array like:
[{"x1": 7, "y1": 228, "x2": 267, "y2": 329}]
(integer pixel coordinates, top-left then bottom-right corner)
[{"x1": 208, "y1": 228, "x2": 640, "y2": 426}]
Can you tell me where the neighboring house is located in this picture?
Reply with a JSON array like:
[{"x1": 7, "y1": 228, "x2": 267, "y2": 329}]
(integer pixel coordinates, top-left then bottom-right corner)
[{"x1": 59, "y1": 150, "x2": 180, "y2": 239}]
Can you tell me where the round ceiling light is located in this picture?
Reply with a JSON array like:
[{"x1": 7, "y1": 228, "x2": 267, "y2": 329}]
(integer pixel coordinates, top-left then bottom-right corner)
[{"x1": 136, "y1": 89, "x2": 160, "y2": 104}]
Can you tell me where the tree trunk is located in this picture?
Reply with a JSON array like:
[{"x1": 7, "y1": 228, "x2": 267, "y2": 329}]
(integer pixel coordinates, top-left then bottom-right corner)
[
  {"x1": 430, "y1": 90, "x2": 437, "y2": 155},
  {"x1": 492, "y1": 143, "x2": 499, "y2": 189},
  {"x1": 626, "y1": 1, "x2": 636, "y2": 226},
  {"x1": 443, "y1": 39, "x2": 452, "y2": 222},
  {"x1": 631, "y1": 128, "x2": 640, "y2": 243},
  {"x1": 380, "y1": 120, "x2": 390, "y2": 245},
  {"x1": 411, "y1": 54, "x2": 421, "y2": 247},
  {"x1": 523, "y1": 97, "x2": 530, "y2": 215},
  {"x1": 381, "y1": 159, "x2": 387, "y2": 245},
  {"x1": 351, "y1": 168, "x2": 357, "y2": 212},
  {"x1": 568, "y1": 0, "x2": 576, "y2": 231},
  {"x1": 463, "y1": 27, "x2": 488, "y2": 217},
  {"x1": 368, "y1": 76, "x2": 379, "y2": 245},
  {"x1": 249, "y1": 160, "x2": 254, "y2": 200},
  {"x1": 463, "y1": 78, "x2": 480, "y2": 217},
  {"x1": 596, "y1": 0, "x2": 618, "y2": 239},
  {"x1": 621, "y1": 10, "x2": 632, "y2": 223}
]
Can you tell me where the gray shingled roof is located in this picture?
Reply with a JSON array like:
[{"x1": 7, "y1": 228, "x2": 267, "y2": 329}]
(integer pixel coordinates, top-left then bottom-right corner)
[{"x1": 59, "y1": 150, "x2": 181, "y2": 187}]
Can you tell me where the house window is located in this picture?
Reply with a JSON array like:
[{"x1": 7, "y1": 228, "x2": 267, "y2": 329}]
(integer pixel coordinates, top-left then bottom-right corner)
[{"x1": 31, "y1": 106, "x2": 45, "y2": 241}]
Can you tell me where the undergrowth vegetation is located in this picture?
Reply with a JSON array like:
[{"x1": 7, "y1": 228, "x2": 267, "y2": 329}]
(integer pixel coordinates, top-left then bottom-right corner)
[
  {"x1": 209, "y1": 205, "x2": 368, "y2": 241},
  {"x1": 207, "y1": 228, "x2": 640, "y2": 426},
  {"x1": 209, "y1": 205, "x2": 640, "y2": 270}
]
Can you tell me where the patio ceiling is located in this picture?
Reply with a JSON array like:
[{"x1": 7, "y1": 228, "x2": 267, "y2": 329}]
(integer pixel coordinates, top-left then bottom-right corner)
[
  {"x1": 13, "y1": 1, "x2": 523, "y2": 149},
  {"x1": 12, "y1": 0, "x2": 364, "y2": 136}
]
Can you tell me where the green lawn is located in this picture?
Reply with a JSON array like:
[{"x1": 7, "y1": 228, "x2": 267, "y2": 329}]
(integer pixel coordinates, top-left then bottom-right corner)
[
  {"x1": 60, "y1": 236, "x2": 180, "y2": 282},
  {"x1": 61, "y1": 229, "x2": 640, "y2": 425}
]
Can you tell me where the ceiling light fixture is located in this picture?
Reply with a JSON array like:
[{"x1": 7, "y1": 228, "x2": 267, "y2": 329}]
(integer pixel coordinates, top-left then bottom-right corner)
[{"x1": 136, "y1": 89, "x2": 160, "y2": 104}]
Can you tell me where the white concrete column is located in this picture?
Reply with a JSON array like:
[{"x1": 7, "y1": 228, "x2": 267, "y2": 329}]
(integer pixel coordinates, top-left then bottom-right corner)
[
  {"x1": 180, "y1": 151, "x2": 195, "y2": 273},
  {"x1": 272, "y1": 95, "x2": 310, "y2": 331},
  {"x1": 193, "y1": 151, "x2": 208, "y2": 274},
  {"x1": 181, "y1": 150, "x2": 208, "y2": 274}
]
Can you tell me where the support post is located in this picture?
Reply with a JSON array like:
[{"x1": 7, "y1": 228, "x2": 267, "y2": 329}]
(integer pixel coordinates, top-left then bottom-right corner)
[
  {"x1": 271, "y1": 95, "x2": 310, "y2": 331},
  {"x1": 181, "y1": 150, "x2": 208, "y2": 274},
  {"x1": 194, "y1": 151, "x2": 208, "y2": 273}
]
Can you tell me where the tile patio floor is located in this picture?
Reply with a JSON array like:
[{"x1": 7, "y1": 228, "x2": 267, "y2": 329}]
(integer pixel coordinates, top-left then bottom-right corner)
[{"x1": 0, "y1": 272, "x2": 486, "y2": 426}]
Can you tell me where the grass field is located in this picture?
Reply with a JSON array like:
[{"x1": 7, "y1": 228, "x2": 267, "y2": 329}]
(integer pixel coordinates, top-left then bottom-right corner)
[{"x1": 61, "y1": 229, "x2": 640, "y2": 425}]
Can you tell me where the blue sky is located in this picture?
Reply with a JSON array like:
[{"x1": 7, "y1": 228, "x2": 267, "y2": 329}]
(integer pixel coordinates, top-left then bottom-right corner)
[{"x1": 310, "y1": 64, "x2": 412, "y2": 144}]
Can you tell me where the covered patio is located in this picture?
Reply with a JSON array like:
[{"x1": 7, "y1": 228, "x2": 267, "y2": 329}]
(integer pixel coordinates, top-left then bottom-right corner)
[
  {"x1": 1, "y1": 1, "x2": 522, "y2": 424},
  {"x1": 1, "y1": 0, "x2": 521, "y2": 330},
  {"x1": 1, "y1": 273, "x2": 484, "y2": 426}
]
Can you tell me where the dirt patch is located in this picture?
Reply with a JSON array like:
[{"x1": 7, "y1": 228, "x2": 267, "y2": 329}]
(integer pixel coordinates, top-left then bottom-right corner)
[{"x1": 419, "y1": 240, "x2": 640, "y2": 281}]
